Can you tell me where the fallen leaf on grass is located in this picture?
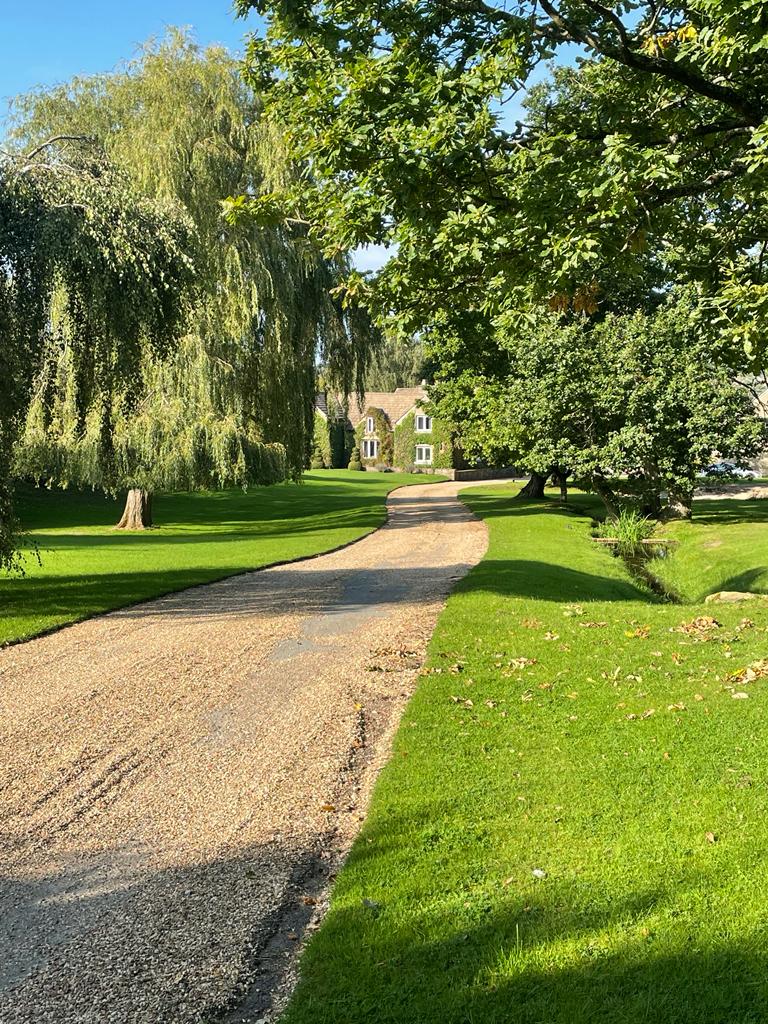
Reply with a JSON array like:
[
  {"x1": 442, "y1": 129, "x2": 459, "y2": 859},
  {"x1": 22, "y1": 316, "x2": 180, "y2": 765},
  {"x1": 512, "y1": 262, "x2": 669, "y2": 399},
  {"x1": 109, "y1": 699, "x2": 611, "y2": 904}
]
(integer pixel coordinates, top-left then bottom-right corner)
[
  {"x1": 579, "y1": 621, "x2": 608, "y2": 628},
  {"x1": 694, "y1": 693, "x2": 705, "y2": 701},
  {"x1": 705, "y1": 831, "x2": 717, "y2": 844},
  {"x1": 729, "y1": 659, "x2": 768, "y2": 684},
  {"x1": 544, "y1": 632, "x2": 560, "y2": 641},
  {"x1": 521, "y1": 617, "x2": 543, "y2": 629},
  {"x1": 532, "y1": 868, "x2": 548, "y2": 879},
  {"x1": 731, "y1": 691, "x2": 750, "y2": 699},
  {"x1": 510, "y1": 657, "x2": 537, "y2": 670},
  {"x1": 672, "y1": 616, "x2": 721, "y2": 640},
  {"x1": 563, "y1": 604, "x2": 584, "y2": 617},
  {"x1": 626, "y1": 625, "x2": 651, "y2": 639},
  {"x1": 450, "y1": 696, "x2": 474, "y2": 708},
  {"x1": 667, "y1": 702, "x2": 687, "y2": 711}
]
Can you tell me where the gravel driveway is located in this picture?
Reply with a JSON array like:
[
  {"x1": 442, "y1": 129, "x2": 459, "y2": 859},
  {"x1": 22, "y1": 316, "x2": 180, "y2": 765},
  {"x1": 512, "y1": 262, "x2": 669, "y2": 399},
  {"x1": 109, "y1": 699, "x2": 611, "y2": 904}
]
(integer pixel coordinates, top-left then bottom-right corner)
[{"x1": 0, "y1": 480, "x2": 492, "y2": 1024}]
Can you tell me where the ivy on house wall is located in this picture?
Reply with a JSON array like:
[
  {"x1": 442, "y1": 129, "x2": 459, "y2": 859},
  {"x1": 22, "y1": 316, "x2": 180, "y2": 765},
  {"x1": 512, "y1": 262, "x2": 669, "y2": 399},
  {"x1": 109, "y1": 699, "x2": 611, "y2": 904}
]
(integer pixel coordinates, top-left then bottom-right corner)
[
  {"x1": 311, "y1": 411, "x2": 333, "y2": 468},
  {"x1": 394, "y1": 411, "x2": 453, "y2": 470},
  {"x1": 355, "y1": 407, "x2": 394, "y2": 466}
]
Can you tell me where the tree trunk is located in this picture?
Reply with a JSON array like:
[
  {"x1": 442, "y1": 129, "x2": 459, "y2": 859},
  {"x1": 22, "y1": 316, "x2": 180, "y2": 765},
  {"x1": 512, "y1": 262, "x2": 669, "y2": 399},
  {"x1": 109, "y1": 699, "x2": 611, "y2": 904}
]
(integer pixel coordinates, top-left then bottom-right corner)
[
  {"x1": 551, "y1": 466, "x2": 569, "y2": 502},
  {"x1": 592, "y1": 475, "x2": 620, "y2": 520},
  {"x1": 115, "y1": 488, "x2": 153, "y2": 529},
  {"x1": 665, "y1": 490, "x2": 693, "y2": 520},
  {"x1": 518, "y1": 471, "x2": 547, "y2": 499}
]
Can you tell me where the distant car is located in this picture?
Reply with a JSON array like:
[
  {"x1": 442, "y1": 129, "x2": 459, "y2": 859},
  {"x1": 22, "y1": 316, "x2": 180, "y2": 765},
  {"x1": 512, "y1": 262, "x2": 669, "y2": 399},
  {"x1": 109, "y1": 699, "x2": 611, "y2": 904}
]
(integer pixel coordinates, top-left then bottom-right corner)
[{"x1": 703, "y1": 461, "x2": 757, "y2": 479}]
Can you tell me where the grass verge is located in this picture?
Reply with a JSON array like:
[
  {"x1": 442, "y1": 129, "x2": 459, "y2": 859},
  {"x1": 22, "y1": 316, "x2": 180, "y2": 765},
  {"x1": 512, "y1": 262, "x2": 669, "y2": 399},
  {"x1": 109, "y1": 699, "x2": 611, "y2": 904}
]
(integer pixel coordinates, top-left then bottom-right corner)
[
  {"x1": 651, "y1": 498, "x2": 768, "y2": 603},
  {"x1": 1, "y1": 470, "x2": 434, "y2": 645},
  {"x1": 282, "y1": 487, "x2": 768, "y2": 1024}
]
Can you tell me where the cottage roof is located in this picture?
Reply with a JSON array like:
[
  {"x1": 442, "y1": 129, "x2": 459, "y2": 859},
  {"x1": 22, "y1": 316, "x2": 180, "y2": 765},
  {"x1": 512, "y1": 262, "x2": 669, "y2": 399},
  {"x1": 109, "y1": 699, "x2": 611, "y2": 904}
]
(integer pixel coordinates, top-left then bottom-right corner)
[{"x1": 342, "y1": 385, "x2": 428, "y2": 427}]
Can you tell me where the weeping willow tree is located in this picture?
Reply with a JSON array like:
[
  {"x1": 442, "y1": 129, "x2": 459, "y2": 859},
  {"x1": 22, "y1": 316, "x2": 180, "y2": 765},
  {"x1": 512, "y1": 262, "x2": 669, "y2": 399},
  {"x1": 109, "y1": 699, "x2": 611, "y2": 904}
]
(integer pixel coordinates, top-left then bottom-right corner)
[
  {"x1": 0, "y1": 137, "x2": 193, "y2": 564},
  {"x1": 10, "y1": 30, "x2": 371, "y2": 528}
]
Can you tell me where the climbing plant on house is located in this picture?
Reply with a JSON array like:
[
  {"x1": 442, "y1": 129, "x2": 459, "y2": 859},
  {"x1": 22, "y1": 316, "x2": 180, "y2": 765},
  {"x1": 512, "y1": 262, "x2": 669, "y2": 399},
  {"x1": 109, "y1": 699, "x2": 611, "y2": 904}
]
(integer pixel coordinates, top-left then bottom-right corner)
[
  {"x1": 393, "y1": 412, "x2": 454, "y2": 472},
  {"x1": 356, "y1": 408, "x2": 393, "y2": 467}
]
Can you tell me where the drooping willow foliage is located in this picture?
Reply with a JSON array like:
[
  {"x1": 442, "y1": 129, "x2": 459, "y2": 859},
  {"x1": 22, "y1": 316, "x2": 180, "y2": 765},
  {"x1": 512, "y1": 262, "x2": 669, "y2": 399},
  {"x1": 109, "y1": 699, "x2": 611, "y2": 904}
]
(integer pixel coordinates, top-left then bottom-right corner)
[
  {"x1": 10, "y1": 30, "x2": 372, "y2": 502},
  {"x1": 0, "y1": 142, "x2": 194, "y2": 567}
]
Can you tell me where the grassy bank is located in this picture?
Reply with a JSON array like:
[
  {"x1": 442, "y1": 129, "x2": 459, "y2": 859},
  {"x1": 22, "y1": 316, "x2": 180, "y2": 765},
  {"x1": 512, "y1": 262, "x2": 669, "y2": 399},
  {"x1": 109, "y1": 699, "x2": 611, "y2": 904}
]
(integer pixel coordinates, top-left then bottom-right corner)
[
  {"x1": 652, "y1": 498, "x2": 768, "y2": 603},
  {"x1": 1, "y1": 470, "x2": 431, "y2": 645},
  {"x1": 283, "y1": 487, "x2": 768, "y2": 1024}
]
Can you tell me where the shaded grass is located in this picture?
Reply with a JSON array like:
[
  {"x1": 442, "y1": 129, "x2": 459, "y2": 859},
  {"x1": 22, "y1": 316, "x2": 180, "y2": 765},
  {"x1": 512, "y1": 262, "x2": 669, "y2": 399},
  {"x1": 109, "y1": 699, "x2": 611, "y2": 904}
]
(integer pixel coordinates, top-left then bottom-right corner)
[
  {"x1": 282, "y1": 488, "x2": 768, "y2": 1024},
  {"x1": 1, "y1": 470, "x2": 433, "y2": 645}
]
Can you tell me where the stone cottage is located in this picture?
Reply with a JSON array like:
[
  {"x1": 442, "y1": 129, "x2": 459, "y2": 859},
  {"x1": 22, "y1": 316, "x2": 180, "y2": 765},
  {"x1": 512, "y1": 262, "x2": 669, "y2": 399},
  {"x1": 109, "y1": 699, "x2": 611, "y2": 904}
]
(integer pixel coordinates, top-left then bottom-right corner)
[{"x1": 314, "y1": 385, "x2": 458, "y2": 472}]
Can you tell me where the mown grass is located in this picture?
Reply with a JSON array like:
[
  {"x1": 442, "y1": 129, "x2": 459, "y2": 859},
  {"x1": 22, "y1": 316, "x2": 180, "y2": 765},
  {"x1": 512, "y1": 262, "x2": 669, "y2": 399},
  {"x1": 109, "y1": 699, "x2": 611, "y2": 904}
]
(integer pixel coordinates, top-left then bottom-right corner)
[
  {"x1": 651, "y1": 498, "x2": 768, "y2": 603},
  {"x1": 282, "y1": 487, "x2": 768, "y2": 1024},
  {"x1": 0, "y1": 470, "x2": 432, "y2": 646}
]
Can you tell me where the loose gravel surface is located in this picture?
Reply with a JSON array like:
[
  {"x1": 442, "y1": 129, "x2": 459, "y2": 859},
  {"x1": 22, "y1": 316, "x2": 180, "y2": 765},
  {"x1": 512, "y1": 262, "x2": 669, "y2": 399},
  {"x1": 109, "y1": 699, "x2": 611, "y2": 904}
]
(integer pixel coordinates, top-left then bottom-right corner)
[{"x1": 0, "y1": 480, "x2": 492, "y2": 1024}]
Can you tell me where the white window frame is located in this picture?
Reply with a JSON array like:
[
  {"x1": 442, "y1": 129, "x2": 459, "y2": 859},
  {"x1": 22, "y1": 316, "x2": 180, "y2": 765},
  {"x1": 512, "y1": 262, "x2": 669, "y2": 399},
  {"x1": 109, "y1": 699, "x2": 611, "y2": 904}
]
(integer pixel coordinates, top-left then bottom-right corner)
[
  {"x1": 415, "y1": 444, "x2": 433, "y2": 465},
  {"x1": 415, "y1": 414, "x2": 432, "y2": 433},
  {"x1": 366, "y1": 416, "x2": 375, "y2": 433},
  {"x1": 363, "y1": 438, "x2": 379, "y2": 459}
]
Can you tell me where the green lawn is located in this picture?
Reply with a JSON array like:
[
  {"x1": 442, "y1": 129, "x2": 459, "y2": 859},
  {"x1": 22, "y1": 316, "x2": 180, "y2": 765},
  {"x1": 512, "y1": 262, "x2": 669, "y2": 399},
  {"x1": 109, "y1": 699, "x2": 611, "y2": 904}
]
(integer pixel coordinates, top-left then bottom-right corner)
[
  {"x1": 1, "y1": 470, "x2": 431, "y2": 646},
  {"x1": 652, "y1": 498, "x2": 768, "y2": 603},
  {"x1": 283, "y1": 487, "x2": 768, "y2": 1024}
]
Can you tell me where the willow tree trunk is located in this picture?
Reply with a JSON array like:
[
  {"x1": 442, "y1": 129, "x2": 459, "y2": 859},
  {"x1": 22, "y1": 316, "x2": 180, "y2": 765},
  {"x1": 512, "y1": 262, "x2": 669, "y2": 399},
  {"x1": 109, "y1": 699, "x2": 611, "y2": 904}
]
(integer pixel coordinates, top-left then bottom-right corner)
[
  {"x1": 518, "y1": 471, "x2": 547, "y2": 499},
  {"x1": 116, "y1": 489, "x2": 153, "y2": 529}
]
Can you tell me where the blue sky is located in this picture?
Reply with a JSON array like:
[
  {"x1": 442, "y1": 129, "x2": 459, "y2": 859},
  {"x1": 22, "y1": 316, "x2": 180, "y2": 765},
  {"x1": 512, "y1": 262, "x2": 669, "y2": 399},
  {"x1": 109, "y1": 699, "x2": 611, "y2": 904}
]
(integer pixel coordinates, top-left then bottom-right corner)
[
  {"x1": 0, "y1": 1, "x2": 260, "y2": 106},
  {"x1": 0, "y1": 2, "x2": 560, "y2": 275},
  {"x1": 0, "y1": 0, "x2": 393, "y2": 269}
]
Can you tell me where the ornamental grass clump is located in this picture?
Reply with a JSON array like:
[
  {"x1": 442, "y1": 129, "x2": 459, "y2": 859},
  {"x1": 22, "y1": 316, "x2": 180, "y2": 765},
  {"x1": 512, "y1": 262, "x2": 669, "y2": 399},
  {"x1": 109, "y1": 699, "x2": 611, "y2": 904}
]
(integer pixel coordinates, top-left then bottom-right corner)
[{"x1": 599, "y1": 508, "x2": 655, "y2": 557}]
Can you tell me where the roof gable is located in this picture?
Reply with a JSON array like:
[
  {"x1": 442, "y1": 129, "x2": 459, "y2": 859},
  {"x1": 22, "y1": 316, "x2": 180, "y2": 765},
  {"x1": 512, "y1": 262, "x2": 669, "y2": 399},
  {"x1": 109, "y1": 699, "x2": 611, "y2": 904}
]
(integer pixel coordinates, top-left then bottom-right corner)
[{"x1": 348, "y1": 386, "x2": 427, "y2": 427}]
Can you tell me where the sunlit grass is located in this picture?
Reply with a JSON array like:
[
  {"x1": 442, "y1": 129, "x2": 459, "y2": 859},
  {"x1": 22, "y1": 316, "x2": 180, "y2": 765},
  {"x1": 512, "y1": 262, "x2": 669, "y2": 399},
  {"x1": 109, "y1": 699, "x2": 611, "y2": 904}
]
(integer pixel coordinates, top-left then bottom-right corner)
[
  {"x1": 1, "y1": 470, "x2": 433, "y2": 645},
  {"x1": 282, "y1": 487, "x2": 768, "y2": 1024}
]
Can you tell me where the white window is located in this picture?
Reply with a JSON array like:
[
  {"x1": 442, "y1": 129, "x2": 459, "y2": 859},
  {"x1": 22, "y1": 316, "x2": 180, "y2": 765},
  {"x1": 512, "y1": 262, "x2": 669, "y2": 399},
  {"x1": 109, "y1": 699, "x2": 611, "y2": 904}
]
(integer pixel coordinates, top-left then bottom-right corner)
[
  {"x1": 415, "y1": 414, "x2": 432, "y2": 433},
  {"x1": 363, "y1": 439, "x2": 379, "y2": 459},
  {"x1": 415, "y1": 444, "x2": 433, "y2": 465},
  {"x1": 366, "y1": 416, "x2": 374, "y2": 433}
]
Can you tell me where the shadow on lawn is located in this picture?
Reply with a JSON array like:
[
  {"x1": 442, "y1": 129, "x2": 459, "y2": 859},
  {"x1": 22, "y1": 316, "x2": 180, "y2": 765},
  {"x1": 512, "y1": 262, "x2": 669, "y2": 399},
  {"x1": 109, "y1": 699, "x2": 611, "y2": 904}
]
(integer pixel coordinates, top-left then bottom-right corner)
[
  {"x1": 691, "y1": 498, "x2": 768, "y2": 525},
  {"x1": 292, "y1": 896, "x2": 766, "y2": 1023},
  {"x1": 713, "y1": 566, "x2": 768, "y2": 595}
]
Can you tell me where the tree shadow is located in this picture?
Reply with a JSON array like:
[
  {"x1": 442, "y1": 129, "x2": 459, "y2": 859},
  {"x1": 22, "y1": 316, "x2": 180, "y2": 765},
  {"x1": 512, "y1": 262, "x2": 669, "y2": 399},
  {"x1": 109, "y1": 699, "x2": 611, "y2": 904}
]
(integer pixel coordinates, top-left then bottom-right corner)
[
  {"x1": 0, "y1": 839, "x2": 331, "y2": 1022},
  {"x1": 711, "y1": 566, "x2": 768, "y2": 595},
  {"x1": 688, "y1": 498, "x2": 768, "y2": 526},
  {"x1": 293, "y1": 897, "x2": 767, "y2": 1023}
]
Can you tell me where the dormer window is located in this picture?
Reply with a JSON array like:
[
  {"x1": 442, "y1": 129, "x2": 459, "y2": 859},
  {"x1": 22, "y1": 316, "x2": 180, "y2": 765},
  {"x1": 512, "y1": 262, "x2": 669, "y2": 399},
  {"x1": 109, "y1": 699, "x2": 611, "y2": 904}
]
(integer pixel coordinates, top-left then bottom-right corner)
[
  {"x1": 366, "y1": 416, "x2": 374, "y2": 433},
  {"x1": 415, "y1": 414, "x2": 432, "y2": 433}
]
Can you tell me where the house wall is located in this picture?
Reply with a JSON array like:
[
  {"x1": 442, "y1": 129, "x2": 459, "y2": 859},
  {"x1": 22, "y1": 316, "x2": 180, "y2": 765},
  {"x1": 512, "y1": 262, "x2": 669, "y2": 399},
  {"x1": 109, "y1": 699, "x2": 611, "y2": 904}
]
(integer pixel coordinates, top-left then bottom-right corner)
[
  {"x1": 356, "y1": 407, "x2": 394, "y2": 467},
  {"x1": 393, "y1": 411, "x2": 453, "y2": 470}
]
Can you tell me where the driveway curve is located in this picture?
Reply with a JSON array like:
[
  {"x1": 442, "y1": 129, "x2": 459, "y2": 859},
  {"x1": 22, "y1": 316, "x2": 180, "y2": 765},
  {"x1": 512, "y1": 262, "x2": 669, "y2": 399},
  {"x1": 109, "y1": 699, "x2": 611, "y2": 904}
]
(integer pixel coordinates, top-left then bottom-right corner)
[{"x1": 0, "y1": 479, "x2": 495, "y2": 1024}]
